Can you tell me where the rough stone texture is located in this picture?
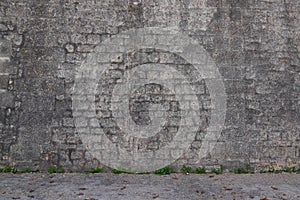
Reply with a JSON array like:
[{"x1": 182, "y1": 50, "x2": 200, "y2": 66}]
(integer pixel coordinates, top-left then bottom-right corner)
[{"x1": 0, "y1": 0, "x2": 299, "y2": 172}]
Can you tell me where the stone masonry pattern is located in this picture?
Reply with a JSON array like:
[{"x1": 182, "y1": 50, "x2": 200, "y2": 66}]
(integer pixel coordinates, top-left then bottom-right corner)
[{"x1": 0, "y1": 0, "x2": 299, "y2": 172}]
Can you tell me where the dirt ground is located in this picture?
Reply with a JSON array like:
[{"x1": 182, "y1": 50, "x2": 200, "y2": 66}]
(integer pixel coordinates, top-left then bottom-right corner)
[{"x1": 0, "y1": 173, "x2": 299, "y2": 200}]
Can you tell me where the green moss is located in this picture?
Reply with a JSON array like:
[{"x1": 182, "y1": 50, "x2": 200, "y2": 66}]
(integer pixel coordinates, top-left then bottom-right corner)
[
  {"x1": 1, "y1": 166, "x2": 16, "y2": 173},
  {"x1": 231, "y1": 168, "x2": 249, "y2": 174},
  {"x1": 260, "y1": 167, "x2": 300, "y2": 174},
  {"x1": 195, "y1": 167, "x2": 206, "y2": 174},
  {"x1": 208, "y1": 165, "x2": 224, "y2": 175},
  {"x1": 48, "y1": 166, "x2": 56, "y2": 174},
  {"x1": 4, "y1": 166, "x2": 12, "y2": 173},
  {"x1": 154, "y1": 166, "x2": 176, "y2": 175},
  {"x1": 112, "y1": 169, "x2": 150, "y2": 174},
  {"x1": 245, "y1": 164, "x2": 251, "y2": 171},
  {"x1": 231, "y1": 164, "x2": 253, "y2": 174},
  {"x1": 48, "y1": 165, "x2": 65, "y2": 173},
  {"x1": 283, "y1": 167, "x2": 297, "y2": 173}
]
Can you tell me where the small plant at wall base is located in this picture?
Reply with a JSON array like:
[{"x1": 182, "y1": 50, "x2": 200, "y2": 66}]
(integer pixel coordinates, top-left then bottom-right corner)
[
  {"x1": 282, "y1": 167, "x2": 298, "y2": 173},
  {"x1": 0, "y1": 166, "x2": 17, "y2": 173},
  {"x1": 181, "y1": 165, "x2": 194, "y2": 173},
  {"x1": 48, "y1": 165, "x2": 65, "y2": 174},
  {"x1": 0, "y1": 166, "x2": 40, "y2": 173},
  {"x1": 112, "y1": 169, "x2": 127, "y2": 174},
  {"x1": 260, "y1": 167, "x2": 300, "y2": 174},
  {"x1": 154, "y1": 166, "x2": 176, "y2": 175},
  {"x1": 210, "y1": 169, "x2": 222, "y2": 174},
  {"x1": 3, "y1": 166, "x2": 12, "y2": 173},
  {"x1": 48, "y1": 166, "x2": 56, "y2": 174},
  {"x1": 195, "y1": 167, "x2": 206, "y2": 174},
  {"x1": 231, "y1": 164, "x2": 254, "y2": 174},
  {"x1": 4, "y1": 166, "x2": 13, "y2": 173},
  {"x1": 231, "y1": 168, "x2": 248, "y2": 174},
  {"x1": 112, "y1": 169, "x2": 150, "y2": 174},
  {"x1": 209, "y1": 165, "x2": 224, "y2": 175}
]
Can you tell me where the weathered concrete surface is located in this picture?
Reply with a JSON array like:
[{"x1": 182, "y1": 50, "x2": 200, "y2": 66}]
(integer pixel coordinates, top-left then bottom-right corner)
[{"x1": 0, "y1": 173, "x2": 299, "y2": 200}]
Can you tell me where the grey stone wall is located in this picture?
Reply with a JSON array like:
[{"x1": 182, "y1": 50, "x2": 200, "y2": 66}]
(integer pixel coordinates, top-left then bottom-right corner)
[{"x1": 0, "y1": 0, "x2": 299, "y2": 172}]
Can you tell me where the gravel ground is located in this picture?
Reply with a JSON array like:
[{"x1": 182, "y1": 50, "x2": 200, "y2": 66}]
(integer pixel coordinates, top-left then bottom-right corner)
[{"x1": 0, "y1": 173, "x2": 299, "y2": 200}]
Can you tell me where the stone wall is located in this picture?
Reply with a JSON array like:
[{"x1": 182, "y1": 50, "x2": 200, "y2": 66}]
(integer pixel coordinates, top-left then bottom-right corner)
[{"x1": 0, "y1": 0, "x2": 299, "y2": 172}]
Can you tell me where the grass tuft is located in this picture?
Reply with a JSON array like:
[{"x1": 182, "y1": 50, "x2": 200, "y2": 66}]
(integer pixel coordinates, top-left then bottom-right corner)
[
  {"x1": 154, "y1": 166, "x2": 176, "y2": 175},
  {"x1": 48, "y1": 165, "x2": 65, "y2": 174},
  {"x1": 181, "y1": 165, "x2": 194, "y2": 173},
  {"x1": 112, "y1": 169, "x2": 150, "y2": 174}
]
